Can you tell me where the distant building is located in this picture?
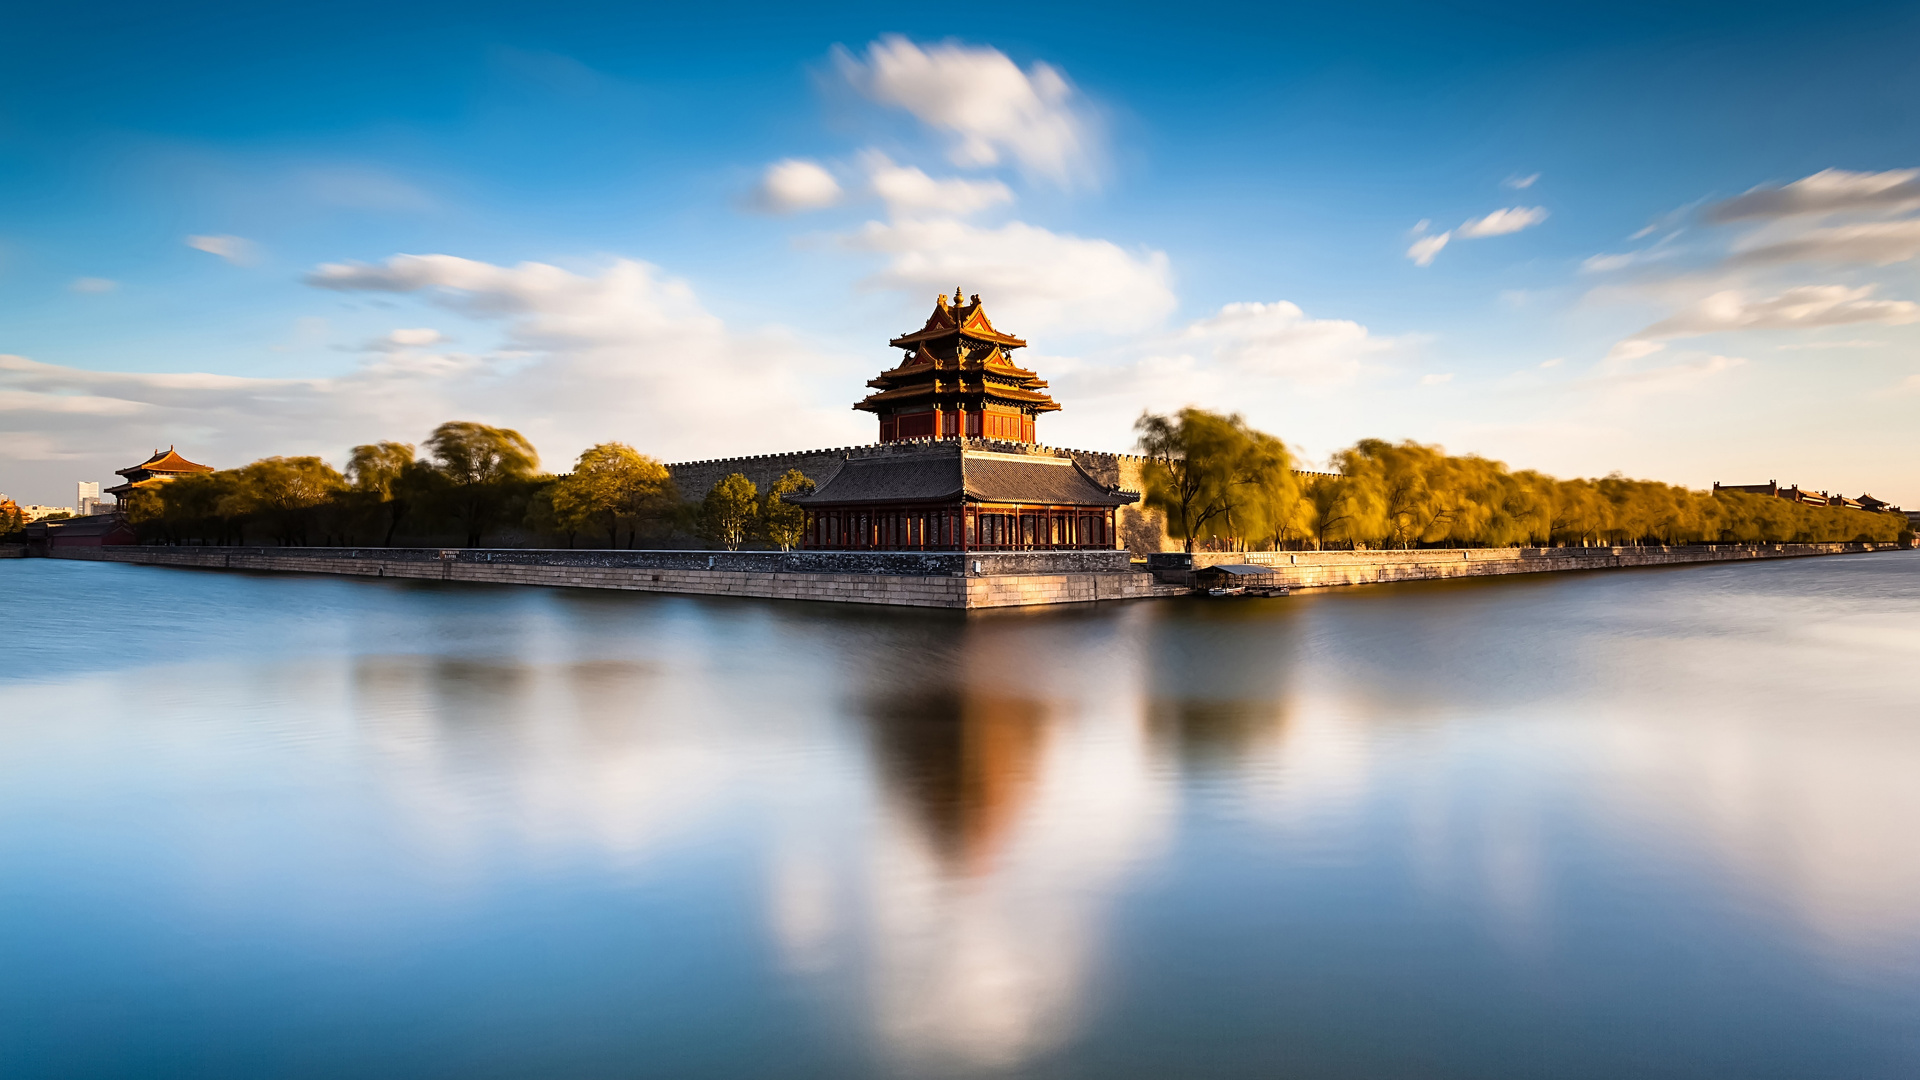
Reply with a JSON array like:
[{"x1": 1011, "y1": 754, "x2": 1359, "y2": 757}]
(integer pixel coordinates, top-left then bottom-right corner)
[
  {"x1": 20, "y1": 504, "x2": 76, "y2": 522},
  {"x1": 105, "y1": 447, "x2": 215, "y2": 508},
  {"x1": 1714, "y1": 480, "x2": 1902, "y2": 515},
  {"x1": 77, "y1": 481, "x2": 104, "y2": 516},
  {"x1": 1713, "y1": 480, "x2": 1783, "y2": 498},
  {"x1": 24, "y1": 513, "x2": 137, "y2": 554}
]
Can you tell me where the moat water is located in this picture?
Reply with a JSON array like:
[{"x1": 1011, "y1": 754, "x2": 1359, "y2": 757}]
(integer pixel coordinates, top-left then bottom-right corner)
[{"x1": 3, "y1": 554, "x2": 1918, "y2": 1079}]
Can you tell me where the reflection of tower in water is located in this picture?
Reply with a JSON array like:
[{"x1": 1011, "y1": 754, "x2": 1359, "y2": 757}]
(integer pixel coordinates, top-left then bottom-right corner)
[{"x1": 863, "y1": 689, "x2": 1050, "y2": 877}]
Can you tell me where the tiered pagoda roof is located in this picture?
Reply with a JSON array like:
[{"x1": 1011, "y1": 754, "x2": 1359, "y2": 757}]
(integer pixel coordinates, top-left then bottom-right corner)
[
  {"x1": 107, "y1": 447, "x2": 214, "y2": 497},
  {"x1": 856, "y1": 289, "x2": 1061, "y2": 419}
]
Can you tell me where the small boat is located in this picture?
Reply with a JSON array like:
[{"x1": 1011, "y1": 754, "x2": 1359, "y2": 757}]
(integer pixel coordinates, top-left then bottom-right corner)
[{"x1": 1196, "y1": 564, "x2": 1291, "y2": 598}]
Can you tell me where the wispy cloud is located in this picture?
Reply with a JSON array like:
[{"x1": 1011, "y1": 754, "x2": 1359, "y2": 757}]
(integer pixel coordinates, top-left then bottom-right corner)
[
  {"x1": 1583, "y1": 230, "x2": 1683, "y2": 273},
  {"x1": 69, "y1": 277, "x2": 117, "y2": 293},
  {"x1": 298, "y1": 166, "x2": 435, "y2": 212},
  {"x1": 1503, "y1": 173, "x2": 1540, "y2": 190},
  {"x1": 1774, "y1": 339, "x2": 1886, "y2": 351},
  {"x1": 1705, "y1": 168, "x2": 1920, "y2": 222},
  {"x1": 833, "y1": 36, "x2": 1100, "y2": 188},
  {"x1": 1634, "y1": 285, "x2": 1920, "y2": 340},
  {"x1": 1406, "y1": 206, "x2": 1547, "y2": 265},
  {"x1": 1729, "y1": 219, "x2": 1920, "y2": 267},
  {"x1": 186, "y1": 234, "x2": 258, "y2": 265},
  {"x1": 1458, "y1": 206, "x2": 1549, "y2": 239},
  {"x1": 1406, "y1": 232, "x2": 1450, "y2": 267}
]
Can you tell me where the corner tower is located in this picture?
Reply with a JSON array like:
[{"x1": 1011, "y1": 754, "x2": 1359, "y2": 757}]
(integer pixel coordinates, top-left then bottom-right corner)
[{"x1": 856, "y1": 288, "x2": 1062, "y2": 443}]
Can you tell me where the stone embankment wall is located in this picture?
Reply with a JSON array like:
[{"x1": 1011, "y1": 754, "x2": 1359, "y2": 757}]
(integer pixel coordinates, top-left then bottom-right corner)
[
  {"x1": 47, "y1": 545, "x2": 1180, "y2": 610},
  {"x1": 40, "y1": 541, "x2": 1902, "y2": 609},
  {"x1": 1153, "y1": 542, "x2": 1904, "y2": 589}
]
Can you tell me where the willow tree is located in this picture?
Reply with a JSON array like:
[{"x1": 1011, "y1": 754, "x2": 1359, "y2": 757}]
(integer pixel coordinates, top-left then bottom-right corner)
[
  {"x1": 347, "y1": 441, "x2": 417, "y2": 546},
  {"x1": 1136, "y1": 409, "x2": 1251, "y2": 553},
  {"x1": 1235, "y1": 431, "x2": 1308, "y2": 550},
  {"x1": 423, "y1": 421, "x2": 539, "y2": 546},
  {"x1": 227, "y1": 456, "x2": 348, "y2": 545},
  {"x1": 551, "y1": 442, "x2": 677, "y2": 548}
]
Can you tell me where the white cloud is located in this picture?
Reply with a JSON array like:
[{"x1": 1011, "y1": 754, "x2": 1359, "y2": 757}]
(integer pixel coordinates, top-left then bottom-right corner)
[
  {"x1": 1, "y1": 253, "x2": 858, "y2": 498},
  {"x1": 1406, "y1": 232, "x2": 1450, "y2": 267},
  {"x1": 374, "y1": 327, "x2": 446, "y2": 350},
  {"x1": 862, "y1": 152, "x2": 1013, "y2": 216},
  {"x1": 1588, "y1": 352, "x2": 1746, "y2": 398},
  {"x1": 834, "y1": 36, "x2": 1098, "y2": 188},
  {"x1": 1635, "y1": 285, "x2": 1920, "y2": 339},
  {"x1": 1407, "y1": 207, "x2": 1547, "y2": 265},
  {"x1": 1582, "y1": 231, "x2": 1685, "y2": 274},
  {"x1": 1041, "y1": 299, "x2": 1401, "y2": 435},
  {"x1": 1774, "y1": 339, "x2": 1886, "y2": 351},
  {"x1": 186, "y1": 234, "x2": 258, "y2": 265},
  {"x1": 1420, "y1": 372, "x2": 1455, "y2": 385},
  {"x1": 1539, "y1": 357, "x2": 1564, "y2": 368},
  {"x1": 843, "y1": 218, "x2": 1173, "y2": 335},
  {"x1": 751, "y1": 159, "x2": 843, "y2": 213},
  {"x1": 1705, "y1": 168, "x2": 1920, "y2": 222},
  {"x1": 1730, "y1": 219, "x2": 1920, "y2": 266},
  {"x1": 1180, "y1": 301, "x2": 1391, "y2": 384},
  {"x1": 1604, "y1": 339, "x2": 1668, "y2": 364},
  {"x1": 1503, "y1": 173, "x2": 1540, "y2": 190},
  {"x1": 69, "y1": 277, "x2": 117, "y2": 293},
  {"x1": 1582, "y1": 252, "x2": 1637, "y2": 273},
  {"x1": 1457, "y1": 206, "x2": 1549, "y2": 239}
]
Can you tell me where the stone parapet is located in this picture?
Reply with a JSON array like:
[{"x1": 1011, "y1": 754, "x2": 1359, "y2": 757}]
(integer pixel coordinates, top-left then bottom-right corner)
[
  {"x1": 43, "y1": 545, "x2": 1164, "y2": 609},
  {"x1": 1179, "y1": 543, "x2": 1903, "y2": 589},
  {"x1": 39, "y1": 542, "x2": 1902, "y2": 608}
]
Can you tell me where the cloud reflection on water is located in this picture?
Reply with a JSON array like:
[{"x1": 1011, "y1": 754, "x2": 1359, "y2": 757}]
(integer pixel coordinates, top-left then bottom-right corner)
[{"x1": 4, "y1": 558, "x2": 1919, "y2": 1076}]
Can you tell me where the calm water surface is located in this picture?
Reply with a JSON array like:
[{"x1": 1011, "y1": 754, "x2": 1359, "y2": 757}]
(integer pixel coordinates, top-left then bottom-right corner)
[{"x1": 3, "y1": 555, "x2": 1918, "y2": 1078}]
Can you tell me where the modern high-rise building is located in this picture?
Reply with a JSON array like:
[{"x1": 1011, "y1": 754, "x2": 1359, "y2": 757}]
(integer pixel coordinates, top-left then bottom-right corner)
[{"x1": 76, "y1": 481, "x2": 103, "y2": 516}]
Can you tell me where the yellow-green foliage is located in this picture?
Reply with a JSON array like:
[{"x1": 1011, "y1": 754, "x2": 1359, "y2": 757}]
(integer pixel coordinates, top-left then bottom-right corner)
[
  {"x1": 762, "y1": 468, "x2": 816, "y2": 551},
  {"x1": 1140, "y1": 410, "x2": 1904, "y2": 550},
  {"x1": 551, "y1": 442, "x2": 677, "y2": 549},
  {"x1": 701, "y1": 473, "x2": 759, "y2": 551}
]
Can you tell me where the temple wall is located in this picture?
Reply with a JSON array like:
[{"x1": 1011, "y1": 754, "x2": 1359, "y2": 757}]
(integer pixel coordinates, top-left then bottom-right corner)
[
  {"x1": 665, "y1": 439, "x2": 1178, "y2": 555},
  {"x1": 666, "y1": 447, "x2": 860, "y2": 503}
]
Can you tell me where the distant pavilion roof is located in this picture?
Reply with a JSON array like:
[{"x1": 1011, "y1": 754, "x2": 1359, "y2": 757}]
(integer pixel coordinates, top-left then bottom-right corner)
[{"x1": 116, "y1": 447, "x2": 213, "y2": 479}]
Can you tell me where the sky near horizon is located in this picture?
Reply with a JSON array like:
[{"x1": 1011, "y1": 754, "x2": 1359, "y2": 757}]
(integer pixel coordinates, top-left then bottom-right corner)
[{"x1": 4, "y1": 1, "x2": 1918, "y2": 507}]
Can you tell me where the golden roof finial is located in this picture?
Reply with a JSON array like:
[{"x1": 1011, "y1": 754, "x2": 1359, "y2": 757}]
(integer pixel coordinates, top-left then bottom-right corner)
[{"x1": 953, "y1": 286, "x2": 964, "y2": 306}]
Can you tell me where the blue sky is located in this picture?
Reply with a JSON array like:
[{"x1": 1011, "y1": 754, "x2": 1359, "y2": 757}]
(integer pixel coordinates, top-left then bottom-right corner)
[{"x1": 5, "y1": 1, "x2": 1918, "y2": 506}]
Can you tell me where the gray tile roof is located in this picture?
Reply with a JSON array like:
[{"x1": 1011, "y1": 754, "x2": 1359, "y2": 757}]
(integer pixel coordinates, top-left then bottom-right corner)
[{"x1": 791, "y1": 447, "x2": 1137, "y2": 508}]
